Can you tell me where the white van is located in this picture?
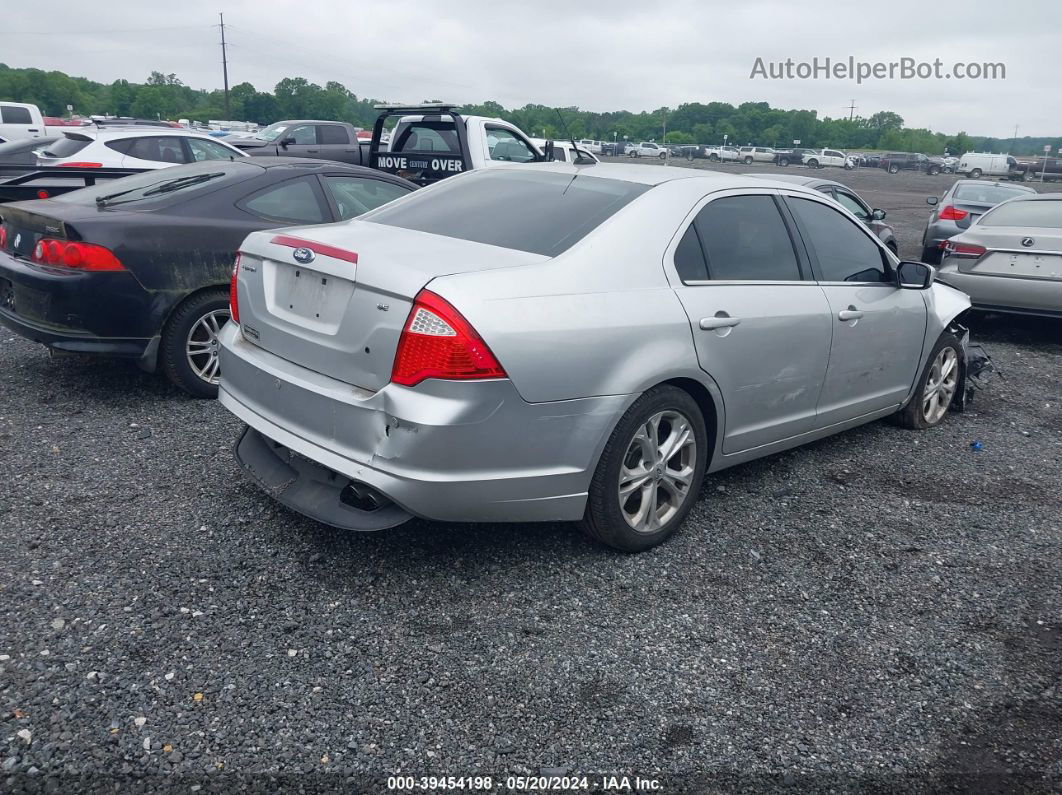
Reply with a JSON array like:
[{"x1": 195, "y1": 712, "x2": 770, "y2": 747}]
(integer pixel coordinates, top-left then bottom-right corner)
[
  {"x1": 0, "y1": 102, "x2": 46, "y2": 142},
  {"x1": 957, "y1": 152, "x2": 1019, "y2": 179}
]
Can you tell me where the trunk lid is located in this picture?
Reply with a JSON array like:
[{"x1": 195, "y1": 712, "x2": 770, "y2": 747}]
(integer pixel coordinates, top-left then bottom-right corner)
[
  {"x1": 960, "y1": 226, "x2": 1062, "y2": 279},
  {"x1": 0, "y1": 202, "x2": 89, "y2": 259},
  {"x1": 234, "y1": 220, "x2": 546, "y2": 391}
]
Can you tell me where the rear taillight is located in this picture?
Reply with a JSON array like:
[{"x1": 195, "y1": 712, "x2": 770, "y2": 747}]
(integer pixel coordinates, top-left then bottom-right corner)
[
  {"x1": 230, "y1": 253, "x2": 241, "y2": 325},
  {"x1": 57, "y1": 162, "x2": 102, "y2": 168},
  {"x1": 943, "y1": 241, "x2": 986, "y2": 258},
  {"x1": 938, "y1": 205, "x2": 968, "y2": 221},
  {"x1": 391, "y1": 290, "x2": 506, "y2": 387},
  {"x1": 0, "y1": 225, "x2": 6, "y2": 250},
  {"x1": 31, "y1": 238, "x2": 125, "y2": 271}
]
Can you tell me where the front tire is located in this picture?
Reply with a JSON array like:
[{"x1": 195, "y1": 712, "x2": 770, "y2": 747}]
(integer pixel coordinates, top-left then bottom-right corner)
[
  {"x1": 969, "y1": 168, "x2": 982, "y2": 178},
  {"x1": 928, "y1": 166, "x2": 940, "y2": 175},
  {"x1": 778, "y1": 157, "x2": 790, "y2": 167},
  {"x1": 743, "y1": 156, "x2": 754, "y2": 165},
  {"x1": 581, "y1": 386, "x2": 708, "y2": 552},
  {"x1": 895, "y1": 332, "x2": 963, "y2": 430},
  {"x1": 709, "y1": 154, "x2": 719, "y2": 162},
  {"x1": 160, "y1": 288, "x2": 231, "y2": 398},
  {"x1": 807, "y1": 159, "x2": 819, "y2": 169},
  {"x1": 888, "y1": 164, "x2": 900, "y2": 174}
]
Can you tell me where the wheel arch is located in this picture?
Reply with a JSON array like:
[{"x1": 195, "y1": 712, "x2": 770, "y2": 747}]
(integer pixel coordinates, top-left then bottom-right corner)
[{"x1": 148, "y1": 282, "x2": 230, "y2": 369}]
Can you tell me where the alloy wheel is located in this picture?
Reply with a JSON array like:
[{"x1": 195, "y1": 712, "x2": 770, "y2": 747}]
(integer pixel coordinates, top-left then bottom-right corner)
[
  {"x1": 618, "y1": 410, "x2": 697, "y2": 533},
  {"x1": 922, "y1": 347, "x2": 959, "y2": 425},
  {"x1": 186, "y1": 308, "x2": 230, "y2": 385}
]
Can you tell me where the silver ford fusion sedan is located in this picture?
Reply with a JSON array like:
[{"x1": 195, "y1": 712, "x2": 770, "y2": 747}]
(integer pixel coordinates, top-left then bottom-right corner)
[{"x1": 219, "y1": 164, "x2": 973, "y2": 551}]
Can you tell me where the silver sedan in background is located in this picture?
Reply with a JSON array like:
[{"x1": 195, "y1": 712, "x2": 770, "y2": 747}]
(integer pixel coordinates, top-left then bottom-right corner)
[
  {"x1": 937, "y1": 193, "x2": 1062, "y2": 318},
  {"x1": 220, "y1": 165, "x2": 973, "y2": 552},
  {"x1": 921, "y1": 180, "x2": 1036, "y2": 263}
]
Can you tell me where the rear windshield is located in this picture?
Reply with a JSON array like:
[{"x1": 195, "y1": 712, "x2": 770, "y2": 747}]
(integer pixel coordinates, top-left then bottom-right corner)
[
  {"x1": 53, "y1": 162, "x2": 255, "y2": 207},
  {"x1": 392, "y1": 122, "x2": 460, "y2": 154},
  {"x1": 954, "y1": 183, "x2": 1031, "y2": 205},
  {"x1": 36, "y1": 135, "x2": 92, "y2": 158},
  {"x1": 979, "y1": 200, "x2": 1062, "y2": 228},
  {"x1": 365, "y1": 169, "x2": 651, "y2": 256}
]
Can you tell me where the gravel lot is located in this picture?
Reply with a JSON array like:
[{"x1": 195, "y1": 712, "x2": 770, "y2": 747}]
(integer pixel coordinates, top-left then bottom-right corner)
[{"x1": 1, "y1": 163, "x2": 1060, "y2": 792}]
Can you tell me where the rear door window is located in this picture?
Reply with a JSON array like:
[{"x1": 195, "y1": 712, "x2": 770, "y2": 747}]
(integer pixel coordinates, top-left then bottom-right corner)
[
  {"x1": 323, "y1": 176, "x2": 411, "y2": 220},
  {"x1": 121, "y1": 136, "x2": 189, "y2": 164},
  {"x1": 692, "y1": 195, "x2": 802, "y2": 281},
  {"x1": 1, "y1": 106, "x2": 33, "y2": 124},
  {"x1": 317, "y1": 124, "x2": 349, "y2": 145},
  {"x1": 240, "y1": 177, "x2": 327, "y2": 224},
  {"x1": 788, "y1": 197, "x2": 888, "y2": 282}
]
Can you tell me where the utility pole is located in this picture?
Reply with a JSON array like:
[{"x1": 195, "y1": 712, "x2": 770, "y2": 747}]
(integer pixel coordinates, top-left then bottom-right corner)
[
  {"x1": 219, "y1": 12, "x2": 230, "y2": 119},
  {"x1": 1012, "y1": 124, "x2": 1019, "y2": 152},
  {"x1": 845, "y1": 100, "x2": 857, "y2": 121}
]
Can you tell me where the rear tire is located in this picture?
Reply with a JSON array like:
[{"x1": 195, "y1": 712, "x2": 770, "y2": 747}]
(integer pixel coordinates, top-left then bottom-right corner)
[
  {"x1": 778, "y1": 157, "x2": 790, "y2": 167},
  {"x1": 888, "y1": 164, "x2": 900, "y2": 174},
  {"x1": 807, "y1": 159, "x2": 819, "y2": 169},
  {"x1": 895, "y1": 332, "x2": 963, "y2": 430},
  {"x1": 743, "y1": 156, "x2": 754, "y2": 165},
  {"x1": 928, "y1": 166, "x2": 940, "y2": 175},
  {"x1": 580, "y1": 386, "x2": 708, "y2": 552},
  {"x1": 160, "y1": 288, "x2": 231, "y2": 399}
]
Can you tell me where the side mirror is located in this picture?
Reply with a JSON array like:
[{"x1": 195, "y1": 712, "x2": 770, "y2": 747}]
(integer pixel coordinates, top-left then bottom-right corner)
[
  {"x1": 871, "y1": 208, "x2": 886, "y2": 220},
  {"x1": 926, "y1": 196, "x2": 939, "y2": 206},
  {"x1": 897, "y1": 261, "x2": 935, "y2": 290},
  {"x1": 543, "y1": 140, "x2": 555, "y2": 161},
  {"x1": 280, "y1": 137, "x2": 296, "y2": 147}
]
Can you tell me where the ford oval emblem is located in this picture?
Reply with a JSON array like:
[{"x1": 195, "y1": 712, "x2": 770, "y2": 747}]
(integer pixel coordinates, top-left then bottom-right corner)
[
  {"x1": 292, "y1": 247, "x2": 315, "y2": 263},
  {"x1": 1021, "y1": 237, "x2": 1035, "y2": 248}
]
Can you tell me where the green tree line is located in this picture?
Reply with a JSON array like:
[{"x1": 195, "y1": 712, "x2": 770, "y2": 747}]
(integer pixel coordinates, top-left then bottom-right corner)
[{"x1": 2, "y1": 64, "x2": 1058, "y2": 157}]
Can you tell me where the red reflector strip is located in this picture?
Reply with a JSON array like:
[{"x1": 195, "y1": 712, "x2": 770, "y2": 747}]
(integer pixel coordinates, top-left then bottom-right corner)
[
  {"x1": 270, "y1": 234, "x2": 358, "y2": 264},
  {"x1": 57, "y1": 162, "x2": 103, "y2": 168}
]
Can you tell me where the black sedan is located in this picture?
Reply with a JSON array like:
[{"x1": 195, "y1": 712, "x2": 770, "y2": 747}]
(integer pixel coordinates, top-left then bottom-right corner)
[{"x1": 0, "y1": 157, "x2": 415, "y2": 396}]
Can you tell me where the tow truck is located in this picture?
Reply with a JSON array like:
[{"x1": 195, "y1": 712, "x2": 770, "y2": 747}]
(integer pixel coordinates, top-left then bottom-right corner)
[{"x1": 369, "y1": 103, "x2": 550, "y2": 185}]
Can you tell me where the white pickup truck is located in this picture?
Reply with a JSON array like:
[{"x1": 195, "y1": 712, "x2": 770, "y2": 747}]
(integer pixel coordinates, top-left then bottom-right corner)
[
  {"x1": 803, "y1": 148, "x2": 855, "y2": 170},
  {"x1": 370, "y1": 103, "x2": 548, "y2": 185},
  {"x1": 627, "y1": 142, "x2": 668, "y2": 159},
  {"x1": 0, "y1": 102, "x2": 46, "y2": 143},
  {"x1": 704, "y1": 145, "x2": 741, "y2": 162}
]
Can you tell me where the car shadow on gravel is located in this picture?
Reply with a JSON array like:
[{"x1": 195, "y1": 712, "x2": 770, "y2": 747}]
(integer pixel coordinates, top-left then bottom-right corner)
[
  {"x1": 963, "y1": 312, "x2": 1062, "y2": 350},
  {"x1": 9, "y1": 345, "x2": 187, "y2": 402}
]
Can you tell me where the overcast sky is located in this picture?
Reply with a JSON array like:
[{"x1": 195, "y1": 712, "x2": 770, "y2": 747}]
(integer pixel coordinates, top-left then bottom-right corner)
[{"x1": 4, "y1": 0, "x2": 1059, "y2": 138}]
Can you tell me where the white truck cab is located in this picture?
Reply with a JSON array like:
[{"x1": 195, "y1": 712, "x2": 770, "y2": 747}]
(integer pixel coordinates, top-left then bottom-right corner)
[{"x1": 0, "y1": 102, "x2": 46, "y2": 143}]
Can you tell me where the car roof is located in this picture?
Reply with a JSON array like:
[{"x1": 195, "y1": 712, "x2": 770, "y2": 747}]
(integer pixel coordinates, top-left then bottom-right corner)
[
  {"x1": 949, "y1": 179, "x2": 1037, "y2": 192},
  {"x1": 1008, "y1": 192, "x2": 1062, "y2": 201},
  {"x1": 501, "y1": 161, "x2": 768, "y2": 187},
  {"x1": 742, "y1": 173, "x2": 835, "y2": 188},
  {"x1": 62, "y1": 128, "x2": 233, "y2": 141}
]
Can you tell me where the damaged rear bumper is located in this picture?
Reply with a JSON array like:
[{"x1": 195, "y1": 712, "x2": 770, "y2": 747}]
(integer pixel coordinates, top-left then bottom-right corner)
[{"x1": 217, "y1": 323, "x2": 631, "y2": 527}]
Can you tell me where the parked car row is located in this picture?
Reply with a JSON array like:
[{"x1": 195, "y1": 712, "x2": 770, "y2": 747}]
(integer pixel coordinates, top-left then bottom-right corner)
[{"x1": 0, "y1": 150, "x2": 986, "y2": 552}]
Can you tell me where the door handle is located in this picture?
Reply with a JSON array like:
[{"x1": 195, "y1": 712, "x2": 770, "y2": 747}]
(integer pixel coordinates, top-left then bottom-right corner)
[
  {"x1": 837, "y1": 308, "x2": 864, "y2": 321},
  {"x1": 699, "y1": 315, "x2": 741, "y2": 330}
]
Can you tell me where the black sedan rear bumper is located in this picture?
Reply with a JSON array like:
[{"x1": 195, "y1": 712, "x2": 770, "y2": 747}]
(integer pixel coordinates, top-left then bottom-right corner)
[{"x1": 0, "y1": 251, "x2": 157, "y2": 362}]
